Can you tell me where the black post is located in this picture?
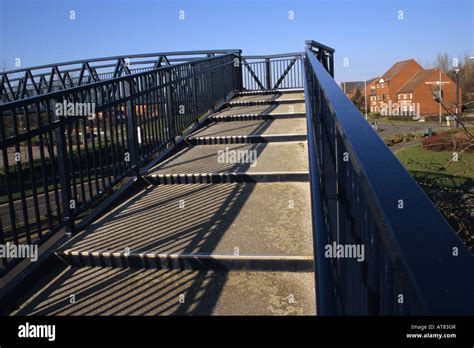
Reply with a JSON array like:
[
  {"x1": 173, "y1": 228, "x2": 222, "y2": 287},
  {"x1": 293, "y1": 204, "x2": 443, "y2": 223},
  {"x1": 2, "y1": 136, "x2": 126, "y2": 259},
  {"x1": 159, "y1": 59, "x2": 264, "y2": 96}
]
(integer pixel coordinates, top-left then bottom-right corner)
[
  {"x1": 265, "y1": 58, "x2": 271, "y2": 90},
  {"x1": 329, "y1": 52, "x2": 335, "y2": 78},
  {"x1": 165, "y1": 70, "x2": 176, "y2": 142},
  {"x1": 209, "y1": 60, "x2": 215, "y2": 107},
  {"x1": 55, "y1": 116, "x2": 75, "y2": 235},
  {"x1": 192, "y1": 63, "x2": 200, "y2": 121},
  {"x1": 124, "y1": 77, "x2": 140, "y2": 176},
  {"x1": 237, "y1": 50, "x2": 243, "y2": 92},
  {"x1": 221, "y1": 56, "x2": 226, "y2": 101}
]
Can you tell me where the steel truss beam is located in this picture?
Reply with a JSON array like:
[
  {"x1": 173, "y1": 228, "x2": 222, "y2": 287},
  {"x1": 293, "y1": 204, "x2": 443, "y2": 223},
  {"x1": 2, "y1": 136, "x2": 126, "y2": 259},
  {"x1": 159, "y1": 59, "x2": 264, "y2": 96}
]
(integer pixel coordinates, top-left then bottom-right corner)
[{"x1": 0, "y1": 50, "x2": 240, "y2": 103}]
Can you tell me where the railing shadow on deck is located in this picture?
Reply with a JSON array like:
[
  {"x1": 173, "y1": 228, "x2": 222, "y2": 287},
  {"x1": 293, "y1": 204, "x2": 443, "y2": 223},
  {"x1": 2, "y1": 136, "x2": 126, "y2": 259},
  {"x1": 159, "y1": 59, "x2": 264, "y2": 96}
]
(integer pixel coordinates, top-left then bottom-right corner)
[
  {"x1": 13, "y1": 180, "x2": 258, "y2": 315},
  {"x1": 12, "y1": 97, "x2": 309, "y2": 315}
]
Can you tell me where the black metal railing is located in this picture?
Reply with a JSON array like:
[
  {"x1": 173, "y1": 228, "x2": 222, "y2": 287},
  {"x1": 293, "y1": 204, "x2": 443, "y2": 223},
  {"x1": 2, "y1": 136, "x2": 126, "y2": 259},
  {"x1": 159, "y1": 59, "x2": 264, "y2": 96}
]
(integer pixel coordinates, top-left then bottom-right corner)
[
  {"x1": 241, "y1": 53, "x2": 303, "y2": 90},
  {"x1": 0, "y1": 52, "x2": 241, "y2": 275},
  {"x1": 304, "y1": 41, "x2": 473, "y2": 315},
  {"x1": 0, "y1": 50, "x2": 240, "y2": 103}
]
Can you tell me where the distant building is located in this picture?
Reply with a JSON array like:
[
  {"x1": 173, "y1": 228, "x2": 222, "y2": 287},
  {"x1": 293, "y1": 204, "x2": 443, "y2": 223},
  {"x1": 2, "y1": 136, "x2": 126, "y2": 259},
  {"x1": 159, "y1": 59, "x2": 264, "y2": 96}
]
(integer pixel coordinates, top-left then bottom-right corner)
[
  {"x1": 340, "y1": 81, "x2": 363, "y2": 100},
  {"x1": 340, "y1": 78, "x2": 377, "y2": 100},
  {"x1": 396, "y1": 68, "x2": 460, "y2": 116},
  {"x1": 341, "y1": 59, "x2": 461, "y2": 117}
]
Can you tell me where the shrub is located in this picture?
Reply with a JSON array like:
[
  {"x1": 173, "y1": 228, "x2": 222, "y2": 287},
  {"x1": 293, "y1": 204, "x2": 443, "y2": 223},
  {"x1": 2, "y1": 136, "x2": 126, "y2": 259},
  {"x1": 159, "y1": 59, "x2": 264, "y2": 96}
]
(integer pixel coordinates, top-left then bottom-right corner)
[
  {"x1": 422, "y1": 131, "x2": 473, "y2": 152},
  {"x1": 385, "y1": 116, "x2": 417, "y2": 122},
  {"x1": 384, "y1": 132, "x2": 423, "y2": 146}
]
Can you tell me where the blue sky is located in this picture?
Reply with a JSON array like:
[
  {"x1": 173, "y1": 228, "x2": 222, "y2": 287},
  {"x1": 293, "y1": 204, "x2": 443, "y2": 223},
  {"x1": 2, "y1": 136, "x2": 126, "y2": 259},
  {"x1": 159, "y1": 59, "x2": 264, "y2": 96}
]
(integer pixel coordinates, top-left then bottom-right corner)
[{"x1": 1, "y1": 0, "x2": 473, "y2": 81}]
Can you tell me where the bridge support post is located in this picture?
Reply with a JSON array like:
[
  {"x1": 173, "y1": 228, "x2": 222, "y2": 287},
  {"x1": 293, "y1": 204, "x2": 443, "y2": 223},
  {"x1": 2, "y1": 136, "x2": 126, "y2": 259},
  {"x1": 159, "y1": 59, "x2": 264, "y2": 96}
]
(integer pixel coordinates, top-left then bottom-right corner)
[
  {"x1": 328, "y1": 52, "x2": 334, "y2": 78},
  {"x1": 55, "y1": 117, "x2": 76, "y2": 235},
  {"x1": 192, "y1": 72, "x2": 199, "y2": 121},
  {"x1": 209, "y1": 60, "x2": 215, "y2": 109},
  {"x1": 265, "y1": 58, "x2": 271, "y2": 90},
  {"x1": 124, "y1": 77, "x2": 140, "y2": 177},
  {"x1": 238, "y1": 51, "x2": 243, "y2": 92},
  {"x1": 221, "y1": 56, "x2": 226, "y2": 101},
  {"x1": 165, "y1": 71, "x2": 176, "y2": 143}
]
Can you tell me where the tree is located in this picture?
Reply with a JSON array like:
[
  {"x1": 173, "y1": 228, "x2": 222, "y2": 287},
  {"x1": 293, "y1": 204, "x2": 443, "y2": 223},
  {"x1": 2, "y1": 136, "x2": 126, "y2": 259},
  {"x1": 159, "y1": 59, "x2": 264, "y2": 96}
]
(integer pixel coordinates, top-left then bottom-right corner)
[
  {"x1": 435, "y1": 53, "x2": 451, "y2": 73},
  {"x1": 459, "y1": 54, "x2": 474, "y2": 106},
  {"x1": 351, "y1": 87, "x2": 365, "y2": 111},
  {"x1": 435, "y1": 53, "x2": 474, "y2": 106}
]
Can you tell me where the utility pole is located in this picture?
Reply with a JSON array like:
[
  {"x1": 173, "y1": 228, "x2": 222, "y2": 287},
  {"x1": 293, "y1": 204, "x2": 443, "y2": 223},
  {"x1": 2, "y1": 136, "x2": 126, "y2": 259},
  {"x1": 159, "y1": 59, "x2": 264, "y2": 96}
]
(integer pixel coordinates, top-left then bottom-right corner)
[
  {"x1": 425, "y1": 69, "x2": 450, "y2": 124},
  {"x1": 455, "y1": 68, "x2": 460, "y2": 128},
  {"x1": 439, "y1": 70, "x2": 442, "y2": 123},
  {"x1": 363, "y1": 77, "x2": 367, "y2": 120}
]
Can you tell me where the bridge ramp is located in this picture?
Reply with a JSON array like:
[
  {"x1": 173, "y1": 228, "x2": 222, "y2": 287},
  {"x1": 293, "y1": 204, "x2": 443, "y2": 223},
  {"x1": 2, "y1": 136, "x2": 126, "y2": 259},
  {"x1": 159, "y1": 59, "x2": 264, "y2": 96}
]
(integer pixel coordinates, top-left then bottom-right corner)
[{"x1": 10, "y1": 90, "x2": 316, "y2": 316}]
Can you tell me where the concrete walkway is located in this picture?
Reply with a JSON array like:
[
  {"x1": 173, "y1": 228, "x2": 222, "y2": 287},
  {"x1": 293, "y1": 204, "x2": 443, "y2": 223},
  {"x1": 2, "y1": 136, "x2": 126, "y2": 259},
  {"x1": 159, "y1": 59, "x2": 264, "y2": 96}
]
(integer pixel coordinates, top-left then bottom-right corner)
[{"x1": 10, "y1": 90, "x2": 316, "y2": 316}]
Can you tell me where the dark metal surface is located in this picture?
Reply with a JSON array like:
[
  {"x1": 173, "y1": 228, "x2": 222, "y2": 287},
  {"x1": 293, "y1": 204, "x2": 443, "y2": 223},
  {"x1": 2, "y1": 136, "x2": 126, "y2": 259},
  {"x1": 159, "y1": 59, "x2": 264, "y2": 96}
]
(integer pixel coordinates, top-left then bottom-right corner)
[
  {"x1": 303, "y1": 54, "x2": 336, "y2": 315},
  {"x1": 0, "y1": 52, "x2": 241, "y2": 275},
  {"x1": 241, "y1": 53, "x2": 303, "y2": 90},
  {"x1": 305, "y1": 40, "x2": 334, "y2": 77},
  {"x1": 304, "y1": 44, "x2": 473, "y2": 315},
  {"x1": 0, "y1": 50, "x2": 241, "y2": 103}
]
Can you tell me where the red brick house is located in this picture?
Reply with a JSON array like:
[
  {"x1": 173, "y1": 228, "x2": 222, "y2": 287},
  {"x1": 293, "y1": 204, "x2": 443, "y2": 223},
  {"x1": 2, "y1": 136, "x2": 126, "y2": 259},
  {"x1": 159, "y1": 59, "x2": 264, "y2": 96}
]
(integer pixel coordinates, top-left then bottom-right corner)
[
  {"x1": 368, "y1": 59, "x2": 424, "y2": 113},
  {"x1": 396, "y1": 68, "x2": 460, "y2": 116},
  {"x1": 342, "y1": 59, "x2": 460, "y2": 117},
  {"x1": 340, "y1": 78, "x2": 377, "y2": 100}
]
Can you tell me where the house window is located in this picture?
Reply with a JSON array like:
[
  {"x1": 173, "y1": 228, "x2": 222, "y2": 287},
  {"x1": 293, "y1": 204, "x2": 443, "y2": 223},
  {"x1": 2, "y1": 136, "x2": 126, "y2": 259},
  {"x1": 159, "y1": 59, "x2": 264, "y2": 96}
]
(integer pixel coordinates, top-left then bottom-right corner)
[
  {"x1": 403, "y1": 94, "x2": 407, "y2": 100},
  {"x1": 381, "y1": 83, "x2": 384, "y2": 88},
  {"x1": 409, "y1": 93, "x2": 413, "y2": 100},
  {"x1": 397, "y1": 94, "x2": 401, "y2": 100}
]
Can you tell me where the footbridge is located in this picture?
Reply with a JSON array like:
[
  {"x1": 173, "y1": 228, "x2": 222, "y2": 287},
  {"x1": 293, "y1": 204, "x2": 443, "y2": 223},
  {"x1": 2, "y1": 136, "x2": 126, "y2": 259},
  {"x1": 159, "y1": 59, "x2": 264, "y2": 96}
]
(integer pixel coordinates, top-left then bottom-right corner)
[{"x1": 0, "y1": 40, "x2": 472, "y2": 315}]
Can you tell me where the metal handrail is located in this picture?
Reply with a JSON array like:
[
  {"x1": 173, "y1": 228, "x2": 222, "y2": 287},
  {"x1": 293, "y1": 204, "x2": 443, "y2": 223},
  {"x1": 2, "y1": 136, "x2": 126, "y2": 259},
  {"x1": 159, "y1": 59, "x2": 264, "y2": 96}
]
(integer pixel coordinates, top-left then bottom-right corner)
[
  {"x1": 0, "y1": 52, "x2": 241, "y2": 275},
  {"x1": 241, "y1": 52, "x2": 302, "y2": 59},
  {"x1": 1, "y1": 49, "x2": 241, "y2": 75},
  {"x1": 304, "y1": 45, "x2": 474, "y2": 314},
  {"x1": 241, "y1": 53, "x2": 303, "y2": 91},
  {"x1": 1, "y1": 50, "x2": 242, "y2": 102},
  {"x1": 0, "y1": 53, "x2": 240, "y2": 109},
  {"x1": 303, "y1": 53, "x2": 336, "y2": 314}
]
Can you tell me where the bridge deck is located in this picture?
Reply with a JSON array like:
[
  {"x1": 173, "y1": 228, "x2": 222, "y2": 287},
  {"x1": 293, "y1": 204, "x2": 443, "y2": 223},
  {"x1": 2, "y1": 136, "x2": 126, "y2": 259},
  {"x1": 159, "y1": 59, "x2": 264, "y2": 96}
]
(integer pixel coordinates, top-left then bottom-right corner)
[
  {"x1": 211, "y1": 103, "x2": 306, "y2": 118},
  {"x1": 12, "y1": 267, "x2": 315, "y2": 316},
  {"x1": 60, "y1": 182, "x2": 313, "y2": 256},
  {"x1": 149, "y1": 142, "x2": 308, "y2": 174},
  {"x1": 191, "y1": 118, "x2": 307, "y2": 137},
  {"x1": 9, "y1": 90, "x2": 316, "y2": 316}
]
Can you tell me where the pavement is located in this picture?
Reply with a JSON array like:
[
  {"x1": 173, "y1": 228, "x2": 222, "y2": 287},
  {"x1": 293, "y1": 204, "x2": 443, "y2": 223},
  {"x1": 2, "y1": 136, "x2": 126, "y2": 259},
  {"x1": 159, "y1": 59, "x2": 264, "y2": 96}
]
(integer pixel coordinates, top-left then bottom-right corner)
[{"x1": 12, "y1": 267, "x2": 315, "y2": 315}]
